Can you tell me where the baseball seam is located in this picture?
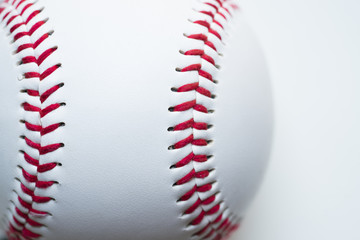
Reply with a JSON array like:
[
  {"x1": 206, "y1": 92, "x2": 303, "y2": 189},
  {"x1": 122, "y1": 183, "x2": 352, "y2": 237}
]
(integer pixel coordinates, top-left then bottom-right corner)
[
  {"x1": 0, "y1": 0, "x2": 63, "y2": 239},
  {"x1": 169, "y1": 0, "x2": 240, "y2": 239}
]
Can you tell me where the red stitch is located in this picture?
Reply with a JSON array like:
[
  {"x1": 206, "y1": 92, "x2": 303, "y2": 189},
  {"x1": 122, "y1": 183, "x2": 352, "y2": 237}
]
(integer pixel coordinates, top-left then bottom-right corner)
[
  {"x1": 16, "y1": 0, "x2": 26, "y2": 10},
  {"x1": 10, "y1": 22, "x2": 24, "y2": 33},
  {"x1": 40, "y1": 83, "x2": 62, "y2": 103},
  {"x1": 24, "y1": 121, "x2": 41, "y2": 132},
  {"x1": 218, "y1": 12, "x2": 227, "y2": 20},
  {"x1": 21, "y1": 56, "x2": 36, "y2": 64},
  {"x1": 40, "y1": 64, "x2": 61, "y2": 81},
  {"x1": 7, "y1": 15, "x2": 17, "y2": 25},
  {"x1": 214, "y1": 213, "x2": 223, "y2": 223},
  {"x1": 197, "y1": 183, "x2": 212, "y2": 192},
  {"x1": 200, "y1": 10, "x2": 215, "y2": 19},
  {"x1": 196, "y1": 86, "x2": 213, "y2": 98},
  {"x1": 33, "y1": 32, "x2": 50, "y2": 49},
  {"x1": 41, "y1": 123, "x2": 63, "y2": 136},
  {"x1": 217, "y1": 218, "x2": 229, "y2": 230},
  {"x1": 13, "y1": 31, "x2": 29, "y2": 41},
  {"x1": 185, "y1": 198, "x2": 202, "y2": 214},
  {"x1": 173, "y1": 134, "x2": 194, "y2": 149},
  {"x1": 22, "y1": 102, "x2": 40, "y2": 112},
  {"x1": 22, "y1": 228, "x2": 41, "y2": 239},
  {"x1": 181, "y1": 63, "x2": 201, "y2": 72},
  {"x1": 15, "y1": 207, "x2": 27, "y2": 220},
  {"x1": 17, "y1": 43, "x2": 33, "y2": 53},
  {"x1": 26, "y1": 218, "x2": 42, "y2": 227},
  {"x1": 194, "y1": 20, "x2": 210, "y2": 29},
  {"x1": 194, "y1": 155, "x2": 209, "y2": 163},
  {"x1": 40, "y1": 64, "x2": 61, "y2": 80},
  {"x1": 20, "y1": 183, "x2": 33, "y2": 196},
  {"x1": 38, "y1": 162, "x2": 57, "y2": 173},
  {"x1": 215, "y1": 0, "x2": 223, "y2": 6},
  {"x1": 220, "y1": 5, "x2": 232, "y2": 16},
  {"x1": 40, "y1": 143, "x2": 63, "y2": 155},
  {"x1": 25, "y1": 89, "x2": 39, "y2": 96},
  {"x1": 191, "y1": 210, "x2": 205, "y2": 225},
  {"x1": 24, "y1": 137, "x2": 41, "y2": 150},
  {"x1": 25, "y1": 9, "x2": 40, "y2": 24},
  {"x1": 195, "y1": 223, "x2": 210, "y2": 236},
  {"x1": 202, "y1": 195, "x2": 216, "y2": 205},
  {"x1": 214, "y1": 19, "x2": 224, "y2": 29},
  {"x1": 23, "y1": 152, "x2": 39, "y2": 166},
  {"x1": 205, "y1": 40, "x2": 217, "y2": 51},
  {"x1": 24, "y1": 72, "x2": 40, "y2": 79},
  {"x1": 30, "y1": 208, "x2": 48, "y2": 215},
  {"x1": 22, "y1": 168, "x2": 37, "y2": 182},
  {"x1": 2, "y1": 10, "x2": 10, "y2": 20},
  {"x1": 187, "y1": 33, "x2": 208, "y2": 42},
  {"x1": 206, "y1": 3, "x2": 219, "y2": 12},
  {"x1": 184, "y1": 49, "x2": 216, "y2": 66},
  {"x1": 38, "y1": 46, "x2": 57, "y2": 65},
  {"x1": 180, "y1": 185, "x2": 197, "y2": 201},
  {"x1": 12, "y1": 216, "x2": 23, "y2": 227},
  {"x1": 18, "y1": 197, "x2": 31, "y2": 209},
  {"x1": 36, "y1": 181, "x2": 56, "y2": 188},
  {"x1": 32, "y1": 195, "x2": 52, "y2": 204},
  {"x1": 28, "y1": 20, "x2": 45, "y2": 35},
  {"x1": 171, "y1": 99, "x2": 195, "y2": 112},
  {"x1": 177, "y1": 82, "x2": 199, "y2": 92},
  {"x1": 193, "y1": 103, "x2": 208, "y2": 113},
  {"x1": 176, "y1": 169, "x2": 195, "y2": 185},
  {"x1": 41, "y1": 103, "x2": 62, "y2": 117},
  {"x1": 201, "y1": 54, "x2": 215, "y2": 65},
  {"x1": 195, "y1": 170, "x2": 210, "y2": 179},
  {"x1": 207, "y1": 203, "x2": 220, "y2": 215},
  {"x1": 174, "y1": 152, "x2": 194, "y2": 168},
  {"x1": 173, "y1": 118, "x2": 207, "y2": 131},
  {"x1": 184, "y1": 49, "x2": 204, "y2": 56},
  {"x1": 192, "y1": 138, "x2": 209, "y2": 146},
  {"x1": 198, "y1": 69, "x2": 213, "y2": 81},
  {"x1": 209, "y1": 28, "x2": 222, "y2": 40},
  {"x1": 20, "y1": 3, "x2": 32, "y2": 16}
]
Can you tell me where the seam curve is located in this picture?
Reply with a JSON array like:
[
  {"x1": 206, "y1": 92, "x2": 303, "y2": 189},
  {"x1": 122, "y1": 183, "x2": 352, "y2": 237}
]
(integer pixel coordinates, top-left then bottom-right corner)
[
  {"x1": 0, "y1": 0, "x2": 64, "y2": 239},
  {"x1": 169, "y1": 1, "x2": 241, "y2": 239}
]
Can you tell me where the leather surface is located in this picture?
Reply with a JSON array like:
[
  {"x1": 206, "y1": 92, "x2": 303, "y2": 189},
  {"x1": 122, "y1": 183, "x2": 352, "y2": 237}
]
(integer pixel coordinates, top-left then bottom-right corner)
[
  {"x1": 0, "y1": 19, "x2": 21, "y2": 233},
  {"x1": 0, "y1": 0, "x2": 272, "y2": 239}
]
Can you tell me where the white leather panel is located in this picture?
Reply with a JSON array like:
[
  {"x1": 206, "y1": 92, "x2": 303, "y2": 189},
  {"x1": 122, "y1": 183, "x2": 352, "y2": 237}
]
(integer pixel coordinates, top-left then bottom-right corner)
[
  {"x1": 214, "y1": 14, "x2": 273, "y2": 217},
  {"x1": 32, "y1": 0, "x2": 196, "y2": 239}
]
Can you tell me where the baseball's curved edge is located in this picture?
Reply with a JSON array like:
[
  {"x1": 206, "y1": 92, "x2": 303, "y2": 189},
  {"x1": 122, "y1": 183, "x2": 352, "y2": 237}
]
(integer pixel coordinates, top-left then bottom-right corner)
[
  {"x1": 0, "y1": 0, "x2": 64, "y2": 238},
  {"x1": 169, "y1": 1, "x2": 241, "y2": 239}
]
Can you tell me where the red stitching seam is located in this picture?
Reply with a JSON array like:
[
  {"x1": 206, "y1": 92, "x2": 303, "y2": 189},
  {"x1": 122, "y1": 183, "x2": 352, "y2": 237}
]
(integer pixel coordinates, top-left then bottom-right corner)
[
  {"x1": 170, "y1": 1, "x2": 240, "y2": 239},
  {"x1": 0, "y1": 0, "x2": 63, "y2": 239}
]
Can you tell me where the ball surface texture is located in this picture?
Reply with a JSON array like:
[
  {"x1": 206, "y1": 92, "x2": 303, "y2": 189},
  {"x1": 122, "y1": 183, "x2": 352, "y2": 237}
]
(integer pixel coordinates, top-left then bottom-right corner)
[{"x1": 0, "y1": 0, "x2": 272, "y2": 239}]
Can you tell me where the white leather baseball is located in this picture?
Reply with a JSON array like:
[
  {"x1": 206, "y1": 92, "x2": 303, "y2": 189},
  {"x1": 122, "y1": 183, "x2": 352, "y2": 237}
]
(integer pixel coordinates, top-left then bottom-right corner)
[{"x1": 0, "y1": 0, "x2": 273, "y2": 239}]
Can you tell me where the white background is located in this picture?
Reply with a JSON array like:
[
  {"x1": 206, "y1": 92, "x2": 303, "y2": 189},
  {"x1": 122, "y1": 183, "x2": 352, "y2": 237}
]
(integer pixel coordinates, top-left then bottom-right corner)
[{"x1": 232, "y1": 0, "x2": 360, "y2": 239}]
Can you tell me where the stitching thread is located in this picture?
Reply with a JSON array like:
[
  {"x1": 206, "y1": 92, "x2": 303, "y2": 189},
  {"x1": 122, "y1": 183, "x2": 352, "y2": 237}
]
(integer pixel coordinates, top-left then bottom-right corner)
[
  {"x1": 169, "y1": 1, "x2": 241, "y2": 239},
  {"x1": 0, "y1": 0, "x2": 63, "y2": 239}
]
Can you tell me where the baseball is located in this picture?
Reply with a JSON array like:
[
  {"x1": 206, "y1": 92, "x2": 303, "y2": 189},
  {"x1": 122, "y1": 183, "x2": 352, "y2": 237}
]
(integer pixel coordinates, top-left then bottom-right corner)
[{"x1": 0, "y1": 0, "x2": 273, "y2": 239}]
